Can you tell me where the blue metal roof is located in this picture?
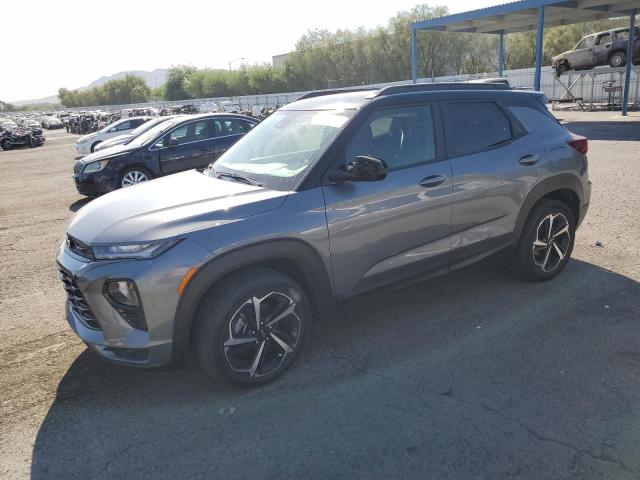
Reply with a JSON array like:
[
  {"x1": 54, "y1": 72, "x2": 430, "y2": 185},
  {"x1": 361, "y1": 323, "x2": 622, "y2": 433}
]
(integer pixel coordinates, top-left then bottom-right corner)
[{"x1": 412, "y1": 0, "x2": 638, "y2": 34}]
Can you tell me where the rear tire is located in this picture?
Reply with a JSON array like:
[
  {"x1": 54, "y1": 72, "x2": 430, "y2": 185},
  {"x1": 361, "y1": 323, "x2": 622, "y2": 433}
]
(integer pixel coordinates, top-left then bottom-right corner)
[
  {"x1": 610, "y1": 51, "x2": 626, "y2": 68},
  {"x1": 193, "y1": 268, "x2": 311, "y2": 386},
  {"x1": 511, "y1": 199, "x2": 575, "y2": 282}
]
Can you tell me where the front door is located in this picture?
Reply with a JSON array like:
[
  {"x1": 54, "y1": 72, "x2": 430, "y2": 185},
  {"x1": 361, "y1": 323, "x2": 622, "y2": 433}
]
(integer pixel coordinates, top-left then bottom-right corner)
[
  {"x1": 569, "y1": 35, "x2": 595, "y2": 69},
  {"x1": 322, "y1": 104, "x2": 453, "y2": 297},
  {"x1": 159, "y1": 119, "x2": 215, "y2": 174}
]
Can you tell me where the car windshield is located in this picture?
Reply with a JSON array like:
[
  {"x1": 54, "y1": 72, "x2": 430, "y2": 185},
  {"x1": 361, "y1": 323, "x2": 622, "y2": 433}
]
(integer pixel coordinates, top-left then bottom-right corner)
[
  {"x1": 210, "y1": 109, "x2": 354, "y2": 190},
  {"x1": 127, "y1": 118, "x2": 181, "y2": 147}
]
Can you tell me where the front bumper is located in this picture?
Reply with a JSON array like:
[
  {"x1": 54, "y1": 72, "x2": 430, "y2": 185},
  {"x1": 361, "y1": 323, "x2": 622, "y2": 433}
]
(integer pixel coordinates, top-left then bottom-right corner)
[
  {"x1": 57, "y1": 237, "x2": 211, "y2": 367},
  {"x1": 73, "y1": 171, "x2": 118, "y2": 196}
]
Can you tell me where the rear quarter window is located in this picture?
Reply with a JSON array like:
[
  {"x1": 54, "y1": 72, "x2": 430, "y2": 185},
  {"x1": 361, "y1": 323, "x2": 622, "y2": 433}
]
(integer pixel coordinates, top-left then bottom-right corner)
[
  {"x1": 444, "y1": 102, "x2": 513, "y2": 157},
  {"x1": 508, "y1": 106, "x2": 565, "y2": 135}
]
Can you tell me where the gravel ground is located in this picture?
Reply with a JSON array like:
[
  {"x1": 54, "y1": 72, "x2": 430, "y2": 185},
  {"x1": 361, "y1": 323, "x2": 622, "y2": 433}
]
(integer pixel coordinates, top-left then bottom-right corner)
[{"x1": 0, "y1": 112, "x2": 639, "y2": 480}]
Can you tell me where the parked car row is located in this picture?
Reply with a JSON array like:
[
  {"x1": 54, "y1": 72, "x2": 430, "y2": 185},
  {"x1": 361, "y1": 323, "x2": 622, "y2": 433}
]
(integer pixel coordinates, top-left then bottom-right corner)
[
  {"x1": 73, "y1": 113, "x2": 257, "y2": 194},
  {"x1": 0, "y1": 117, "x2": 45, "y2": 150}
]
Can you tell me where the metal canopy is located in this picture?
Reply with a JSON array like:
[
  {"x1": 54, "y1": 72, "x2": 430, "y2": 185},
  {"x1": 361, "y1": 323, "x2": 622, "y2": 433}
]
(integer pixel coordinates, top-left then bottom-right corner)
[
  {"x1": 412, "y1": 0, "x2": 638, "y2": 34},
  {"x1": 411, "y1": 0, "x2": 638, "y2": 115}
]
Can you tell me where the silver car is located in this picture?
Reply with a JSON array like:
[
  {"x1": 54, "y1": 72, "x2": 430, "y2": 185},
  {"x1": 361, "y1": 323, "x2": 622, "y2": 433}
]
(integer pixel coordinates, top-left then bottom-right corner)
[{"x1": 58, "y1": 83, "x2": 591, "y2": 386}]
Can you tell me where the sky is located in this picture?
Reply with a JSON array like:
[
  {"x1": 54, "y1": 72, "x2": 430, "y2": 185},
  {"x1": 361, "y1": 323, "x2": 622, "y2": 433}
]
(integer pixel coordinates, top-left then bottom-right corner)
[{"x1": 1, "y1": 0, "x2": 497, "y2": 102}]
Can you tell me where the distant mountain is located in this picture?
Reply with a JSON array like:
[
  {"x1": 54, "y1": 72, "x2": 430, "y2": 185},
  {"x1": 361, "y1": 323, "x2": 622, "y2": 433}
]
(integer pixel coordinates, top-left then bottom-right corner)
[
  {"x1": 11, "y1": 68, "x2": 168, "y2": 106},
  {"x1": 87, "y1": 68, "x2": 168, "y2": 89}
]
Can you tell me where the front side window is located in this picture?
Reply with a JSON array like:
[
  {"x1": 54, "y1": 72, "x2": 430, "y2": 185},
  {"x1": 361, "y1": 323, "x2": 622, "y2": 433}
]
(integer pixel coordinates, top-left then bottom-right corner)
[
  {"x1": 596, "y1": 33, "x2": 612, "y2": 45},
  {"x1": 115, "y1": 121, "x2": 132, "y2": 131},
  {"x1": 165, "y1": 120, "x2": 211, "y2": 146},
  {"x1": 576, "y1": 36, "x2": 594, "y2": 50},
  {"x1": 444, "y1": 102, "x2": 512, "y2": 157},
  {"x1": 211, "y1": 109, "x2": 353, "y2": 190},
  {"x1": 345, "y1": 105, "x2": 436, "y2": 170}
]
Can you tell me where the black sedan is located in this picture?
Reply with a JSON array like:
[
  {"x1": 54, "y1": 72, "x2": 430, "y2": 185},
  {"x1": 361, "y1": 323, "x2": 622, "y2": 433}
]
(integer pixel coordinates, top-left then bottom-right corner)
[{"x1": 72, "y1": 114, "x2": 257, "y2": 196}]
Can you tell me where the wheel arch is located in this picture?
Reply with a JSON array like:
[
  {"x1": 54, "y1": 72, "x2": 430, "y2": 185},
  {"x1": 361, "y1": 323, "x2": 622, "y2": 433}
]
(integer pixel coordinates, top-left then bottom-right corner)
[
  {"x1": 514, "y1": 174, "x2": 583, "y2": 243},
  {"x1": 171, "y1": 239, "x2": 335, "y2": 362}
]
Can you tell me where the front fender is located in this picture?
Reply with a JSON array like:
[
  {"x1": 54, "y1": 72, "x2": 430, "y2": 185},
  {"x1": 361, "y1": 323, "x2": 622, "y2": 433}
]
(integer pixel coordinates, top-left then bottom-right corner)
[{"x1": 171, "y1": 239, "x2": 335, "y2": 362}]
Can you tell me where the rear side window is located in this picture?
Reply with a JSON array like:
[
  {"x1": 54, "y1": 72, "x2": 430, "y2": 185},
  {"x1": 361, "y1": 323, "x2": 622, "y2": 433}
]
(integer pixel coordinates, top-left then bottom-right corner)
[{"x1": 444, "y1": 102, "x2": 512, "y2": 157}]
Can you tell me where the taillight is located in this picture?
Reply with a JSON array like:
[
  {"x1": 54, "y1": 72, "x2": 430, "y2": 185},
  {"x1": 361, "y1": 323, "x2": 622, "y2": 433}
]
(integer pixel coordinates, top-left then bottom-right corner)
[{"x1": 567, "y1": 134, "x2": 588, "y2": 154}]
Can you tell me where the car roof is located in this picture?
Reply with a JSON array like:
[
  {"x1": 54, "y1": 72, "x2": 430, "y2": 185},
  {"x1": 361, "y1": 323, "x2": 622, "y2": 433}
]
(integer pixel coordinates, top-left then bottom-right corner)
[{"x1": 282, "y1": 82, "x2": 535, "y2": 111}]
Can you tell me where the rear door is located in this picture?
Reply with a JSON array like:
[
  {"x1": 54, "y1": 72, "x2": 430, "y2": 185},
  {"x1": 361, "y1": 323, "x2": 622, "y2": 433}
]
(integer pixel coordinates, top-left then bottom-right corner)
[
  {"x1": 442, "y1": 100, "x2": 542, "y2": 267},
  {"x1": 158, "y1": 119, "x2": 215, "y2": 174},
  {"x1": 593, "y1": 32, "x2": 613, "y2": 66},
  {"x1": 212, "y1": 118, "x2": 255, "y2": 159}
]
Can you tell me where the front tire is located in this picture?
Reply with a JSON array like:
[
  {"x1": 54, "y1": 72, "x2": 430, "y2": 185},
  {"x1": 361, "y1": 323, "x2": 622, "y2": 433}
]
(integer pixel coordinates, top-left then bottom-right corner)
[
  {"x1": 120, "y1": 167, "x2": 152, "y2": 188},
  {"x1": 511, "y1": 199, "x2": 575, "y2": 282},
  {"x1": 610, "y1": 51, "x2": 626, "y2": 68},
  {"x1": 194, "y1": 268, "x2": 311, "y2": 386}
]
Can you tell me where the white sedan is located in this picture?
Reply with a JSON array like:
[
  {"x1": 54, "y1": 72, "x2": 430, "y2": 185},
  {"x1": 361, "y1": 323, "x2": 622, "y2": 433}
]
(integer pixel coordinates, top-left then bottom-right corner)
[{"x1": 75, "y1": 117, "x2": 150, "y2": 154}]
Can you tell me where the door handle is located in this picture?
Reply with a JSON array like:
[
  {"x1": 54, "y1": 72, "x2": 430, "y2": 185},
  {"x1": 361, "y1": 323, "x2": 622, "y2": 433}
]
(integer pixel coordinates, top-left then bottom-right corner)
[
  {"x1": 419, "y1": 174, "x2": 446, "y2": 188},
  {"x1": 519, "y1": 154, "x2": 540, "y2": 165}
]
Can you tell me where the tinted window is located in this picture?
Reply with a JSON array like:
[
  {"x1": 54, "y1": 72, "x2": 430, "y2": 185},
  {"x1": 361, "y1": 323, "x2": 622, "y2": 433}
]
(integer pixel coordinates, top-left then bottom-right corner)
[
  {"x1": 596, "y1": 33, "x2": 612, "y2": 45},
  {"x1": 115, "y1": 121, "x2": 131, "y2": 131},
  {"x1": 345, "y1": 105, "x2": 436, "y2": 170},
  {"x1": 445, "y1": 102, "x2": 512, "y2": 156},
  {"x1": 157, "y1": 120, "x2": 211, "y2": 147},
  {"x1": 213, "y1": 119, "x2": 253, "y2": 137}
]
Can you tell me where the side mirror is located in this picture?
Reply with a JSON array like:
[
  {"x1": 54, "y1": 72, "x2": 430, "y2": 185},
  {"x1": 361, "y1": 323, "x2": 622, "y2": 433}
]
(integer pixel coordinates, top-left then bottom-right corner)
[
  {"x1": 328, "y1": 155, "x2": 388, "y2": 183},
  {"x1": 167, "y1": 138, "x2": 179, "y2": 147}
]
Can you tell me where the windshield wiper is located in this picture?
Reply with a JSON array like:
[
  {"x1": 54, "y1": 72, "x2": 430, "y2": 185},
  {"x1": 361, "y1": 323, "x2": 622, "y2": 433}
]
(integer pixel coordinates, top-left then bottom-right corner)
[{"x1": 214, "y1": 170, "x2": 263, "y2": 187}]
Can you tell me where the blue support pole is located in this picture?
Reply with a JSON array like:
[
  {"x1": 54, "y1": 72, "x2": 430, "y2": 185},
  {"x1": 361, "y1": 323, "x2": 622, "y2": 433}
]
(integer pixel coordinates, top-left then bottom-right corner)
[
  {"x1": 534, "y1": 6, "x2": 545, "y2": 91},
  {"x1": 498, "y1": 31, "x2": 505, "y2": 77},
  {"x1": 622, "y1": 10, "x2": 636, "y2": 116},
  {"x1": 411, "y1": 28, "x2": 418, "y2": 84}
]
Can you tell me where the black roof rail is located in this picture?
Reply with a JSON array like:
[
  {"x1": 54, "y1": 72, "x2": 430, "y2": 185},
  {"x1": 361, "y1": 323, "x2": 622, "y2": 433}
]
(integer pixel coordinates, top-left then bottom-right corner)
[
  {"x1": 295, "y1": 87, "x2": 375, "y2": 101},
  {"x1": 372, "y1": 79, "x2": 510, "y2": 97}
]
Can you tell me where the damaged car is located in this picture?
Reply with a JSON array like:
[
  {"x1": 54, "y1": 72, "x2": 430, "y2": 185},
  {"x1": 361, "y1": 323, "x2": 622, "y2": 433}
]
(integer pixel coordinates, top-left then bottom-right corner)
[{"x1": 0, "y1": 126, "x2": 44, "y2": 150}]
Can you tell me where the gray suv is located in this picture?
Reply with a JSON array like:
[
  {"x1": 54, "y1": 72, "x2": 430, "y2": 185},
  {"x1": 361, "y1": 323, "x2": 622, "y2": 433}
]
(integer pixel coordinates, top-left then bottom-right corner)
[{"x1": 58, "y1": 83, "x2": 591, "y2": 386}]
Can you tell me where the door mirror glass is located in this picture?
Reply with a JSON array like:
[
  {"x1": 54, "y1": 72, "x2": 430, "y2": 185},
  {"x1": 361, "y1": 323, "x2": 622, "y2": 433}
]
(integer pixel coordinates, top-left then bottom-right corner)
[
  {"x1": 329, "y1": 155, "x2": 388, "y2": 183},
  {"x1": 167, "y1": 137, "x2": 179, "y2": 147}
]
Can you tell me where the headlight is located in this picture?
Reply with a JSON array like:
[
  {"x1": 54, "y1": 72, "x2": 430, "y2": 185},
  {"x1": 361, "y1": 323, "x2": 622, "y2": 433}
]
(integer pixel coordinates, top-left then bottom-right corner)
[
  {"x1": 92, "y1": 239, "x2": 180, "y2": 260},
  {"x1": 82, "y1": 160, "x2": 109, "y2": 174}
]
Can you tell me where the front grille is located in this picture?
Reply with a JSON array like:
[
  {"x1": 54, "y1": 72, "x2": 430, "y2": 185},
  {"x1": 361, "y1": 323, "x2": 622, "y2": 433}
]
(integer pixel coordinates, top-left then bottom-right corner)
[
  {"x1": 73, "y1": 161, "x2": 85, "y2": 175},
  {"x1": 67, "y1": 235, "x2": 93, "y2": 259},
  {"x1": 58, "y1": 266, "x2": 101, "y2": 330}
]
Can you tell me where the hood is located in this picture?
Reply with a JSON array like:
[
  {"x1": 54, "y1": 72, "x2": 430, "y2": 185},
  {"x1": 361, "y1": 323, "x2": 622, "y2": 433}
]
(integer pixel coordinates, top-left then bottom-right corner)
[
  {"x1": 68, "y1": 170, "x2": 289, "y2": 244},
  {"x1": 77, "y1": 132, "x2": 97, "y2": 143},
  {"x1": 552, "y1": 50, "x2": 572, "y2": 61},
  {"x1": 101, "y1": 133, "x2": 134, "y2": 147},
  {"x1": 81, "y1": 143, "x2": 139, "y2": 163}
]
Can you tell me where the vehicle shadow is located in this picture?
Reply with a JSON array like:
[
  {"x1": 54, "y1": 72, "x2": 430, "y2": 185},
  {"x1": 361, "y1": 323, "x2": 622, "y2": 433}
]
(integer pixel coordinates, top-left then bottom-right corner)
[
  {"x1": 560, "y1": 120, "x2": 640, "y2": 141},
  {"x1": 69, "y1": 197, "x2": 93, "y2": 212},
  {"x1": 31, "y1": 258, "x2": 640, "y2": 479}
]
